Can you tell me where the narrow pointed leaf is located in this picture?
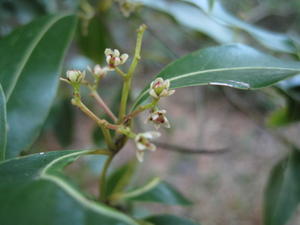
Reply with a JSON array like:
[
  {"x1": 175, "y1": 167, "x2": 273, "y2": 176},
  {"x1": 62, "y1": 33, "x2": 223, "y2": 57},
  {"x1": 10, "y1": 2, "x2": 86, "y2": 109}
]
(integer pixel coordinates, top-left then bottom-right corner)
[
  {"x1": 264, "y1": 148, "x2": 300, "y2": 225},
  {"x1": 145, "y1": 214, "x2": 200, "y2": 225},
  {"x1": 106, "y1": 161, "x2": 137, "y2": 197},
  {"x1": 0, "y1": 150, "x2": 138, "y2": 225},
  {"x1": 117, "y1": 179, "x2": 191, "y2": 206},
  {"x1": 0, "y1": 14, "x2": 77, "y2": 158},
  {"x1": 184, "y1": 0, "x2": 300, "y2": 54},
  {"x1": 0, "y1": 84, "x2": 7, "y2": 161},
  {"x1": 132, "y1": 44, "x2": 300, "y2": 110},
  {"x1": 134, "y1": 0, "x2": 234, "y2": 44}
]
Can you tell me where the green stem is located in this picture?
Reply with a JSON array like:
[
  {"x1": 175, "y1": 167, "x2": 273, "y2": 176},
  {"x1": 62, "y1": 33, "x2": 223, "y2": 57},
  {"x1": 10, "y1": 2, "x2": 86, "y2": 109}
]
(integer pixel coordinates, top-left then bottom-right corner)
[
  {"x1": 90, "y1": 90, "x2": 117, "y2": 122},
  {"x1": 72, "y1": 98, "x2": 117, "y2": 150},
  {"x1": 89, "y1": 149, "x2": 111, "y2": 155},
  {"x1": 115, "y1": 67, "x2": 127, "y2": 78},
  {"x1": 119, "y1": 76, "x2": 131, "y2": 122},
  {"x1": 99, "y1": 154, "x2": 114, "y2": 201},
  {"x1": 124, "y1": 99, "x2": 158, "y2": 122},
  {"x1": 118, "y1": 24, "x2": 147, "y2": 122}
]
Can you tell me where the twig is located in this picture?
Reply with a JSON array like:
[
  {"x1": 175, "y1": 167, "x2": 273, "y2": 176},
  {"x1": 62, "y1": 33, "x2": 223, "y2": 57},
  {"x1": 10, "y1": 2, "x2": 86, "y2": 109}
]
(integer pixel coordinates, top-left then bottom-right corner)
[
  {"x1": 115, "y1": 67, "x2": 127, "y2": 78},
  {"x1": 154, "y1": 141, "x2": 229, "y2": 155},
  {"x1": 72, "y1": 98, "x2": 117, "y2": 150},
  {"x1": 90, "y1": 91, "x2": 118, "y2": 122}
]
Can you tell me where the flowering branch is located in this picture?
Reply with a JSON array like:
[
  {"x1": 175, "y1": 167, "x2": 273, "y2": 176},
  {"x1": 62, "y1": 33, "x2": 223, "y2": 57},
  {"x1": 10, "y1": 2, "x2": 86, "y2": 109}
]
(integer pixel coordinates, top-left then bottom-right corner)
[{"x1": 118, "y1": 24, "x2": 147, "y2": 121}]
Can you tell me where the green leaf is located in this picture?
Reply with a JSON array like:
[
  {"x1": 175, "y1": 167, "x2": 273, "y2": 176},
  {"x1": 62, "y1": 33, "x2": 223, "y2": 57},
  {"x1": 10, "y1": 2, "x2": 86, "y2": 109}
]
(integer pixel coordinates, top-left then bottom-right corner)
[
  {"x1": 267, "y1": 81, "x2": 300, "y2": 127},
  {"x1": 264, "y1": 147, "x2": 300, "y2": 225},
  {"x1": 184, "y1": 0, "x2": 300, "y2": 54},
  {"x1": 106, "y1": 161, "x2": 137, "y2": 197},
  {"x1": 267, "y1": 96, "x2": 300, "y2": 127},
  {"x1": 135, "y1": 0, "x2": 234, "y2": 44},
  {"x1": 144, "y1": 214, "x2": 200, "y2": 225},
  {"x1": 0, "y1": 150, "x2": 138, "y2": 225},
  {"x1": 0, "y1": 84, "x2": 7, "y2": 161},
  {"x1": 0, "y1": 14, "x2": 77, "y2": 158},
  {"x1": 115, "y1": 178, "x2": 191, "y2": 206},
  {"x1": 132, "y1": 44, "x2": 300, "y2": 110}
]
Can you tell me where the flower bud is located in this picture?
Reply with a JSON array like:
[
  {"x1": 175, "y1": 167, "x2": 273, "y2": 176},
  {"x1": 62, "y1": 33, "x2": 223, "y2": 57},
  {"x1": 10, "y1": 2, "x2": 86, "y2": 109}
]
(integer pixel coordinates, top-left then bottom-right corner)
[
  {"x1": 149, "y1": 77, "x2": 175, "y2": 99},
  {"x1": 146, "y1": 109, "x2": 170, "y2": 129},
  {"x1": 66, "y1": 70, "x2": 85, "y2": 83}
]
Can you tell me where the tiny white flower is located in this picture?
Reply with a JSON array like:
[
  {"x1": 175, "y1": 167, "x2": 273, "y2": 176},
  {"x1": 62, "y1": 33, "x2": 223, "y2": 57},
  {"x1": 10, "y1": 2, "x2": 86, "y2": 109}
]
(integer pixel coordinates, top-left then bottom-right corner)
[
  {"x1": 118, "y1": 0, "x2": 139, "y2": 17},
  {"x1": 149, "y1": 77, "x2": 175, "y2": 99},
  {"x1": 146, "y1": 109, "x2": 170, "y2": 129},
  {"x1": 134, "y1": 131, "x2": 161, "y2": 162},
  {"x1": 104, "y1": 48, "x2": 129, "y2": 69},
  {"x1": 88, "y1": 65, "x2": 108, "y2": 78},
  {"x1": 66, "y1": 70, "x2": 85, "y2": 83}
]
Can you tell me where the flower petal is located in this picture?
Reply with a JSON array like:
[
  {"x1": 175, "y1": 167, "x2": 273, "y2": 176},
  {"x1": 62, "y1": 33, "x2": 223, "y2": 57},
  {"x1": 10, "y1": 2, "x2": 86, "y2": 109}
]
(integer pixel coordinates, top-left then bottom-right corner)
[{"x1": 136, "y1": 150, "x2": 144, "y2": 162}]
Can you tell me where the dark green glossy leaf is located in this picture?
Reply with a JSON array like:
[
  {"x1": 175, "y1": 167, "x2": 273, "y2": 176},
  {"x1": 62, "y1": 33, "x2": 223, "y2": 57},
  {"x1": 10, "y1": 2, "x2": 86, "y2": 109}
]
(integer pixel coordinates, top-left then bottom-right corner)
[
  {"x1": 145, "y1": 214, "x2": 200, "y2": 225},
  {"x1": 0, "y1": 150, "x2": 138, "y2": 225},
  {"x1": 0, "y1": 84, "x2": 7, "y2": 161},
  {"x1": 264, "y1": 148, "x2": 300, "y2": 225},
  {"x1": 135, "y1": 0, "x2": 234, "y2": 44},
  {"x1": 132, "y1": 44, "x2": 300, "y2": 110},
  {"x1": 185, "y1": 0, "x2": 300, "y2": 54},
  {"x1": 118, "y1": 178, "x2": 191, "y2": 206},
  {"x1": 106, "y1": 160, "x2": 137, "y2": 197},
  {"x1": 0, "y1": 14, "x2": 77, "y2": 158},
  {"x1": 77, "y1": 14, "x2": 112, "y2": 63}
]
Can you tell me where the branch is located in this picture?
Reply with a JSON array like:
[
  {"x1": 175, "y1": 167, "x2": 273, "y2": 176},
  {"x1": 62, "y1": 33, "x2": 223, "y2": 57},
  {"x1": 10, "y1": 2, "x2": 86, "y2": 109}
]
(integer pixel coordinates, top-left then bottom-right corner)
[
  {"x1": 90, "y1": 91, "x2": 118, "y2": 122},
  {"x1": 153, "y1": 141, "x2": 229, "y2": 155}
]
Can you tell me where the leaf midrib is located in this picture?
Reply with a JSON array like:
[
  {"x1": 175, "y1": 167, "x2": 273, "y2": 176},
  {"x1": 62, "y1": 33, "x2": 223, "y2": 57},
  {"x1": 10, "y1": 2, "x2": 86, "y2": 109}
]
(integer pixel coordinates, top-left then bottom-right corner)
[
  {"x1": 0, "y1": 84, "x2": 7, "y2": 161},
  {"x1": 6, "y1": 14, "x2": 68, "y2": 101}
]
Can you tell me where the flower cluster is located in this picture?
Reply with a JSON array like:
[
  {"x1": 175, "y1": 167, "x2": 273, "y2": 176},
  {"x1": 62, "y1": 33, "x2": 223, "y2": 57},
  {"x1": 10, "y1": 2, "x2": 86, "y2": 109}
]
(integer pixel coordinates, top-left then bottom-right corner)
[
  {"x1": 133, "y1": 77, "x2": 175, "y2": 162},
  {"x1": 63, "y1": 48, "x2": 129, "y2": 86},
  {"x1": 62, "y1": 46, "x2": 176, "y2": 163}
]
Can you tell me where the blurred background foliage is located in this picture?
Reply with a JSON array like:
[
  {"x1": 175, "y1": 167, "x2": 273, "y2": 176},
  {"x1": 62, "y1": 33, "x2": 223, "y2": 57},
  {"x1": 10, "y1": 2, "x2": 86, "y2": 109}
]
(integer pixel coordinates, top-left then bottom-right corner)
[{"x1": 1, "y1": 0, "x2": 300, "y2": 224}]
